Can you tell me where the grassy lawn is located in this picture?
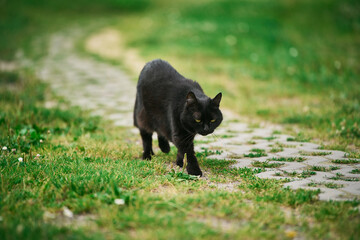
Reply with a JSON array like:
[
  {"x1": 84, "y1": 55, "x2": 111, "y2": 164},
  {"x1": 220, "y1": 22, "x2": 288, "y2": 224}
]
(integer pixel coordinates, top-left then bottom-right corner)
[
  {"x1": 1, "y1": 0, "x2": 360, "y2": 239},
  {"x1": 1, "y1": 71, "x2": 359, "y2": 239},
  {"x1": 108, "y1": 0, "x2": 360, "y2": 154}
]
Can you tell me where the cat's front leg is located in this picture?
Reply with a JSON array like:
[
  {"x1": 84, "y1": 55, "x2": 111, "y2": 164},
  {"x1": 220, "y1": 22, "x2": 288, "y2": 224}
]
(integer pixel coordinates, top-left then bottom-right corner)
[
  {"x1": 175, "y1": 149, "x2": 202, "y2": 176},
  {"x1": 176, "y1": 151, "x2": 184, "y2": 167},
  {"x1": 174, "y1": 135, "x2": 202, "y2": 176},
  {"x1": 185, "y1": 151, "x2": 202, "y2": 176},
  {"x1": 178, "y1": 143, "x2": 202, "y2": 176}
]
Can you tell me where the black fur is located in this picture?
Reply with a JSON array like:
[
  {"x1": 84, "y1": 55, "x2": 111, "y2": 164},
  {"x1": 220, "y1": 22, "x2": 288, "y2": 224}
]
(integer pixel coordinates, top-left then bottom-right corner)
[{"x1": 134, "y1": 59, "x2": 223, "y2": 176}]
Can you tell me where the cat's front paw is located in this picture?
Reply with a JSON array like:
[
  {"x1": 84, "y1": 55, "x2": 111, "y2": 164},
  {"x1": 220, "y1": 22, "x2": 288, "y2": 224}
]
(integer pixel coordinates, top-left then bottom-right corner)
[
  {"x1": 142, "y1": 149, "x2": 154, "y2": 160},
  {"x1": 186, "y1": 165, "x2": 202, "y2": 176},
  {"x1": 176, "y1": 159, "x2": 183, "y2": 167},
  {"x1": 142, "y1": 153, "x2": 152, "y2": 160}
]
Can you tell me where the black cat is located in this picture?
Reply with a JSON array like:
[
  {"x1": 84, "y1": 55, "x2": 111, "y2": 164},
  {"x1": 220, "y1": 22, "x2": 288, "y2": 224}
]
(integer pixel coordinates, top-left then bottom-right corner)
[{"x1": 133, "y1": 59, "x2": 223, "y2": 176}]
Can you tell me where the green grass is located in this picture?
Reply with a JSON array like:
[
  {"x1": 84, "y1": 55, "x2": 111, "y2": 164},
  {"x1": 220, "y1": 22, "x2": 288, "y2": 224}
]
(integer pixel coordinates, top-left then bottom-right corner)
[
  {"x1": 286, "y1": 133, "x2": 311, "y2": 143},
  {"x1": 332, "y1": 159, "x2": 360, "y2": 164},
  {"x1": 195, "y1": 148, "x2": 223, "y2": 158},
  {"x1": 218, "y1": 134, "x2": 235, "y2": 139},
  {"x1": 345, "y1": 152, "x2": 360, "y2": 158},
  {"x1": 325, "y1": 183, "x2": 345, "y2": 189},
  {"x1": 275, "y1": 142, "x2": 297, "y2": 148},
  {"x1": 167, "y1": 169, "x2": 199, "y2": 182},
  {"x1": 1, "y1": 72, "x2": 359, "y2": 239},
  {"x1": 244, "y1": 152, "x2": 266, "y2": 158},
  {"x1": 350, "y1": 169, "x2": 360, "y2": 174},
  {"x1": 269, "y1": 157, "x2": 306, "y2": 162},
  {"x1": 1, "y1": 0, "x2": 360, "y2": 239},
  {"x1": 263, "y1": 136, "x2": 277, "y2": 141},
  {"x1": 310, "y1": 166, "x2": 340, "y2": 172},
  {"x1": 270, "y1": 147, "x2": 284, "y2": 153},
  {"x1": 300, "y1": 151, "x2": 332, "y2": 156},
  {"x1": 329, "y1": 173, "x2": 360, "y2": 182},
  {"x1": 308, "y1": 182, "x2": 344, "y2": 189},
  {"x1": 252, "y1": 160, "x2": 284, "y2": 168},
  {"x1": 244, "y1": 148, "x2": 268, "y2": 158},
  {"x1": 299, "y1": 170, "x2": 317, "y2": 178},
  {"x1": 279, "y1": 170, "x2": 317, "y2": 179},
  {"x1": 0, "y1": 0, "x2": 149, "y2": 60},
  {"x1": 108, "y1": 0, "x2": 360, "y2": 155}
]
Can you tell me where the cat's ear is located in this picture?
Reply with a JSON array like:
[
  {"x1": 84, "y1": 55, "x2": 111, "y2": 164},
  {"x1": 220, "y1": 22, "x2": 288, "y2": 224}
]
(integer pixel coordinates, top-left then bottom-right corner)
[
  {"x1": 186, "y1": 91, "x2": 198, "y2": 106},
  {"x1": 212, "y1": 92, "x2": 222, "y2": 107}
]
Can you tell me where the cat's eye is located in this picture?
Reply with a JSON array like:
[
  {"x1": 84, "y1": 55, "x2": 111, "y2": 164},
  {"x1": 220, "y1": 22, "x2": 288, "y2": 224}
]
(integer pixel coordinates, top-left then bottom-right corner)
[
  {"x1": 211, "y1": 119, "x2": 216, "y2": 123},
  {"x1": 195, "y1": 119, "x2": 201, "y2": 123}
]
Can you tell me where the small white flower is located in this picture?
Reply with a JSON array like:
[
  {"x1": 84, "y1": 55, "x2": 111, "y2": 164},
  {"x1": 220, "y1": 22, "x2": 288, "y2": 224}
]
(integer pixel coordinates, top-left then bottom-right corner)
[
  {"x1": 12, "y1": 148, "x2": 16, "y2": 152},
  {"x1": 63, "y1": 207, "x2": 73, "y2": 218},
  {"x1": 2, "y1": 146, "x2": 7, "y2": 151},
  {"x1": 114, "y1": 199, "x2": 125, "y2": 205},
  {"x1": 18, "y1": 157, "x2": 23, "y2": 162},
  {"x1": 39, "y1": 139, "x2": 43, "y2": 143}
]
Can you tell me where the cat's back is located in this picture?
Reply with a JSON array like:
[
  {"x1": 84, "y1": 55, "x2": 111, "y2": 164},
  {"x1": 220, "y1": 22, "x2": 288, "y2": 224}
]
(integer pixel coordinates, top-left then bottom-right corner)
[
  {"x1": 138, "y1": 59, "x2": 183, "y2": 86},
  {"x1": 136, "y1": 59, "x2": 203, "y2": 108}
]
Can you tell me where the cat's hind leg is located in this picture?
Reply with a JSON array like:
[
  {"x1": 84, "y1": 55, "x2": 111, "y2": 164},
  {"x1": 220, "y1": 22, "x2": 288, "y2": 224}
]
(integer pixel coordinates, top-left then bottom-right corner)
[
  {"x1": 158, "y1": 135, "x2": 170, "y2": 153},
  {"x1": 140, "y1": 129, "x2": 154, "y2": 160}
]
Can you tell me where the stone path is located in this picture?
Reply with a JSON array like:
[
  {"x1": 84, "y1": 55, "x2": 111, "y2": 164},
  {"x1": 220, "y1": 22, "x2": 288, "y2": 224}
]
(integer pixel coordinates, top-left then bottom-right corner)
[
  {"x1": 29, "y1": 29, "x2": 135, "y2": 127},
  {"x1": 196, "y1": 121, "x2": 360, "y2": 201},
  {"x1": 20, "y1": 28, "x2": 360, "y2": 201}
]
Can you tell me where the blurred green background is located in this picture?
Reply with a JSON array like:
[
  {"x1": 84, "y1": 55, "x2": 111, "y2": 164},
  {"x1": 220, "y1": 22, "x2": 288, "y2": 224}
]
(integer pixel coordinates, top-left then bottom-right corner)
[
  {"x1": 1, "y1": 1, "x2": 360, "y2": 239},
  {"x1": 1, "y1": 0, "x2": 359, "y2": 151}
]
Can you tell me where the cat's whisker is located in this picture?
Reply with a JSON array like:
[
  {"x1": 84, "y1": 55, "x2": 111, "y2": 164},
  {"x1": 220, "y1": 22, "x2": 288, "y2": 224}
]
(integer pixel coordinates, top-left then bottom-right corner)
[
  {"x1": 211, "y1": 133, "x2": 225, "y2": 144},
  {"x1": 211, "y1": 133, "x2": 219, "y2": 141}
]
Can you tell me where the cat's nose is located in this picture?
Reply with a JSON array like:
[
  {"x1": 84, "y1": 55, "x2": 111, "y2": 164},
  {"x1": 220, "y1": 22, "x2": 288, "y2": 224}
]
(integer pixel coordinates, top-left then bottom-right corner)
[{"x1": 204, "y1": 124, "x2": 209, "y2": 131}]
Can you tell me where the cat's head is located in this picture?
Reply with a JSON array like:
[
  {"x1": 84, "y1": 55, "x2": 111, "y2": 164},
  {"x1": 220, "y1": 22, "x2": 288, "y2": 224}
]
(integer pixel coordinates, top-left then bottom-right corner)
[{"x1": 181, "y1": 91, "x2": 223, "y2": 136}]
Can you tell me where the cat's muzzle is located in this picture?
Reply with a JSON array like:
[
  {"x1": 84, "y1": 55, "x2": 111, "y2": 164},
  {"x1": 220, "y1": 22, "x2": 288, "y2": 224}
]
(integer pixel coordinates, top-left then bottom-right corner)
[{"x1": 198, "y1": 129, "x2": 214, "y2": 136}]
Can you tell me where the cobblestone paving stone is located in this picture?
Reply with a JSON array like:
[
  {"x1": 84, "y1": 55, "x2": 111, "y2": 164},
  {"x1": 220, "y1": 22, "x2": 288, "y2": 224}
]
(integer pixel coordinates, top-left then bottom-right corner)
[{"x1": 22, "y1": 29, "x2": 360, "y2": 201}]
